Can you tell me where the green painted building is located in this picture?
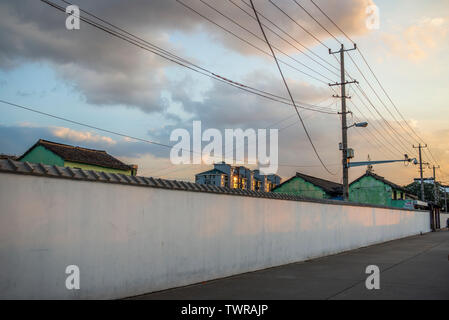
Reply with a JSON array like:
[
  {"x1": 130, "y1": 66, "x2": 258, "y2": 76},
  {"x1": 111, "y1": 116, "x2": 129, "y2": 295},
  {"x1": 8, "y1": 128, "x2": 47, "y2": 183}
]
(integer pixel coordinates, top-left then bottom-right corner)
[
  {"x1": 19, "y1": 139, "x2": 137, "y2": 176},
  {"x1": 272, "y1": 172, "x2": 343, "y2": 200},
  {"x1": 349, "y1": 171, "x2": 417, "y2": 209}
]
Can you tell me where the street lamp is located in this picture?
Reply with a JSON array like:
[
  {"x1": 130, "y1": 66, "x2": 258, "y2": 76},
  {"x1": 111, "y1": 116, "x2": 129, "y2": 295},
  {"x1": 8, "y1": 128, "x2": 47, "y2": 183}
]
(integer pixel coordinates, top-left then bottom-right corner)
[{"x1": 346, "y1": 122, "x2": 368, "y2": 129}]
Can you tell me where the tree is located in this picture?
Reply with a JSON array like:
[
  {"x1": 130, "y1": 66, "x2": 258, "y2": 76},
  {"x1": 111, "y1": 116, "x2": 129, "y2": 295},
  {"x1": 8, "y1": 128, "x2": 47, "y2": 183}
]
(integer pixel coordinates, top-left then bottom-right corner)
[{"x1": 405, "y1": 181, "x2": 447, "y2": 209}]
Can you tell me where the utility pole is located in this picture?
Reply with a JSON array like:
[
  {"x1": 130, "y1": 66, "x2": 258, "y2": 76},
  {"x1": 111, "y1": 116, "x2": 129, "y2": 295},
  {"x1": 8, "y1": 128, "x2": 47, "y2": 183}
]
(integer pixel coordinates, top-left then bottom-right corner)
[
  {"x1": 329, "y1": 44, "x2": 358, "y2": 201},
  {"x1": 433, "y1": 165, "x2": 440, "y2": 204},
  {"x1": 413, "y1": 144, "x2": 427, "y2": 201},
  {"x1": 445, "y1": 187, "x2": 448, "y2": 213}
]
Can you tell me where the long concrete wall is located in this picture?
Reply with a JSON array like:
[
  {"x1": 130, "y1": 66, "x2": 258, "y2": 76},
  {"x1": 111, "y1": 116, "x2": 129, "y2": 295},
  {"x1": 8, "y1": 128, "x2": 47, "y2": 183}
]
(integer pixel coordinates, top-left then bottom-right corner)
[
  {"x1": 0, "y1": 172, "x2": 430, "y2": 299},
  {"x1": 440, "y1": 213, "x2": 449, "y2": 228}
]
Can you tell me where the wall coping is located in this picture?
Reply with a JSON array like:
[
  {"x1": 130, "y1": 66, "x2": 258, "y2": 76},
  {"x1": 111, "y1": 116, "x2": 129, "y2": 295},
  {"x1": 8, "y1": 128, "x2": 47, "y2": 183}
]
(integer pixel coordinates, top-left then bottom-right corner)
[{"x1": 0, "y1": 159, "x2": 426, "y2": 213}]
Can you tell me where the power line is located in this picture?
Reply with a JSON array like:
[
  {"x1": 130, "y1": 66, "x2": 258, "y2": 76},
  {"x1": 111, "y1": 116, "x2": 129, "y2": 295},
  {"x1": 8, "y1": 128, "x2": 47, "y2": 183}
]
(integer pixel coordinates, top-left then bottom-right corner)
[
  {"x1": 278, "y1": 1, "x2": 411, "y2": 158},
  {"x1": 291, "y1": 0, "x2": 341, "y2": 44},
  {"x1": 349, "y1": 104, "x2": 400, "y2": 158},
  {"x1": 280, "y1": 0, "x2": 420, "y2": 175},
  {"x1": 1, "y1": 97, "x2": 342, "y2": 177},
  {"x1": 249, "y1": 0, "x2": 335, "y2": 176},
  {"x1": 175, "y1": 0, "x2": 334, "y2": 85},
  {"x1": 352, "y1": 82, "x2": 417, "y2": 157},
  {"x1": 42, "y1": 0, "x2": 336, "y2": 115},
  {"x1": 198, "y1": 0, "x2": 338, "y2": 82},
  {"x1": 228, "y1": 0, "x2": 339, "y2": 75},
  {"x1": 347, "y1": 53, "x2": 418, "y2": 148},
  {"x1": 268, "y1": 0, "x2": 330, "y2": 50},
  {"x1": 355, "y1": 48, "x2": 428, "y2": 145},
  {"x1": 306, "y1": 0, "x2": 435, "y2": 163},
  {"x1": 0, "y1": 99, "x2": 178, "y2": 151},
  {"x1": 309, "y1": 0, "x2": 354, "y2": 43},
  {"x1": 265, "y1": 0, "x2": 421, "y2": 168},
  {"x1": 349, "y1": 101, "x2": 403, "y2": 157},
  {"x1": 147, "y1": 109, "x2": 329, "y2": 177},
  {"x1": 286, "y1": 0, "x2": 418, "y2": 159}
]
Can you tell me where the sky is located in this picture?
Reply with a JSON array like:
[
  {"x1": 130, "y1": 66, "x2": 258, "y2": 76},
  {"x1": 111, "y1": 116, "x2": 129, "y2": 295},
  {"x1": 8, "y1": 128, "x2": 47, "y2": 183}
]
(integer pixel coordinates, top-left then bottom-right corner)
[{"x1": 0, "y1": 0, "x2": 448, "y2": 185}]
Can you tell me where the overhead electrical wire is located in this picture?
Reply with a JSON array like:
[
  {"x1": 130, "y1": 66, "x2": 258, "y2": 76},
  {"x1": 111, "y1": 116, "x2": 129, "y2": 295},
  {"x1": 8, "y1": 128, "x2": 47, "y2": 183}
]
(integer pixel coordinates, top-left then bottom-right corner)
[
  {"x1": 2, "y1": 98, "x2": 338, "y2": 175},
  {"x1": 347, "y1": 53, "x2": 418, "y2": 147},
  {"x1": 268, "y1": 0, "x2": 330, "y2": 50},
  {"x1": 348, "y1": 102, "x2": 401, "y2": 158},
  {"x1": 150, "y1": 100, "x2": 341, "y2": 178},
  {"x1": 175, "y1": 0, "x2": 335, "y2": 85},
  {"x1": 148, "y1": 108, "x2": 328, "y2": 177},
  {"x1": 285, "y1": 0, "x2": 419, "y2": 159},
  {"x1": 290, "y1": 0, "x2": 341, "y2": 44},
  {"x1": 198, "y1": 0, "x2": 338, "y2": 82},
  {"x1": 227, "y1": 0, "x2": 339, "y2": 75},
  {"x1": 42, "y1": 0, "x2": 337, "y2": 115},
  {"x1": 348, "y1": 98, "x2": 404, "y2": 157},
  {"x1": 307, "y1": 0, "x2": 443, "y2": 167},
  {"x1": 41, "y1": 0, "x2": 441, "y2": 177},
  {"x1": 310, "y1": 0, "x2": 436, "y2": 150},
  {"x1": 249, "y1": 0, "x2": 336, "y2": 176}
]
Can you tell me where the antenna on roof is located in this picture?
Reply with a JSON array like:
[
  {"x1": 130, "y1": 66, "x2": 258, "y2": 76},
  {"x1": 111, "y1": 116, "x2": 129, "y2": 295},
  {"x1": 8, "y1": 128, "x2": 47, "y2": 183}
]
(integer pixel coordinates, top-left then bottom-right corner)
[{"x1": 367, "y1": 155, "x2": 373, "y2": 173}]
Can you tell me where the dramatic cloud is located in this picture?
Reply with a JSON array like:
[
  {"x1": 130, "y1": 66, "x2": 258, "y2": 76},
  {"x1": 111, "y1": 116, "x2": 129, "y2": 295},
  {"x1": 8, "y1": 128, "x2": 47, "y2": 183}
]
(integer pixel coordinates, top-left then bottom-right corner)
[
  {"x1": 0, "y1": 0, "x2": 377, "y2": 112},
  {"x1": 6, "y1": 0, "x2": 431, "y2": 185},
  {"x1": 169, "y1": 70, "x2": 331, "y2": 129}
]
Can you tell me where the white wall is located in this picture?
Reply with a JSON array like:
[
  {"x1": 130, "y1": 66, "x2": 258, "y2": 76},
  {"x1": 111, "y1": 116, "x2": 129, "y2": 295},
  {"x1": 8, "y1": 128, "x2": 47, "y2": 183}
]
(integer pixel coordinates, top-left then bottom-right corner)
[
  {"x1": 0, "y1": 173, "x2": 430, "y2": 299},
  {"x1": 440, "y1": 213, "x2": 449, "y2": 228}
]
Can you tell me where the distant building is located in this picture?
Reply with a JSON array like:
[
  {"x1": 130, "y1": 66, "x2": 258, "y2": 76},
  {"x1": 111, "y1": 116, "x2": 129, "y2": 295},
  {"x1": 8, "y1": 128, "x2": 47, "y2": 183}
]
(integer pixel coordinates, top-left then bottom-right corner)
[
  {"x1": 350, "y1": 171, "x2": 417, "y2": 208},
  {"x1": 414, "y1": 178, "x2": 435, "y2": 184},
  {"x1": 18, "y1": 139, "x2": 137, "y2": 176},
  {"x1": 272, "y1": 172, "x2": 343, "y2": 200},
  {"x1": 195, "y1": 162, "x2": 280, "y2": 192}
]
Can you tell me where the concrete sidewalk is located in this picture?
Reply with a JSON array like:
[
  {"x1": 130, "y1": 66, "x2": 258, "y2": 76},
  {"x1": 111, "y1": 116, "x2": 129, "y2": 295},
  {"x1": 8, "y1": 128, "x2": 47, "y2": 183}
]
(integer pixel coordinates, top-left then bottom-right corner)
[{"x1": 130, "y1": 231, "x2": 449, "y2": 300}]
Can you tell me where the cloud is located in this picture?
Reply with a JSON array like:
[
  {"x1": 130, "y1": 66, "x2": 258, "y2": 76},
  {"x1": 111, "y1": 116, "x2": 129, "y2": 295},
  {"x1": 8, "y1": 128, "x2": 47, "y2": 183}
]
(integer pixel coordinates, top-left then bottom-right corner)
[
  {"x1": 3, "y1": 112, "x2": 445, "y2": 186},
  {"x1": 182, "y1": 0, "x2": 376, "y2": 55},
  {"x1": 382, "y1": 17, "x2": 448, "y2": 62},
  {"x1": 169, "y1": 70, "x2": 331, "y2": 129},
  {"x1": 0, "y1": 123, "x2": 170, "y2": 159},
  {"x1": 51, "y1": 126, "x2": 117, "y2": 145},
  {"x1": 0, "y1": 0, "x2": 377, "y2": 112}
]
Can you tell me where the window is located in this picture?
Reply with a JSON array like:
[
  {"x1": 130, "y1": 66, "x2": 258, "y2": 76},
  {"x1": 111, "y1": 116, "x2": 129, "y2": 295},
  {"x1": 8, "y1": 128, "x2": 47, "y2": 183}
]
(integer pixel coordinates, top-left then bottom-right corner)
[
  {"x1": 233, "y1": 176, "x2": 238, "y2": 189},
  {"x1": 392, "y1": 190, "x2": 398, "y2": 200},
  {"x1": 242, "y1": 178, "x2": 247, "y2": 189},
  {"x1": 266, "y1": 182, "x2": 272, "y2": 192}
]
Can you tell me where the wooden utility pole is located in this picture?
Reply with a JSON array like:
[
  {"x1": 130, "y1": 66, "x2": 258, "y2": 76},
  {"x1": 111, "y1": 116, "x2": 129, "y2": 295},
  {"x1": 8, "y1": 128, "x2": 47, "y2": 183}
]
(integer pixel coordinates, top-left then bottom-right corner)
[
  {"x1": 433, "y1": 165, "x2": 440, "y2": 204},
  {"x1": 445, "y1": 188, "x2": 448, "y2": 213},
  {"x1": 413, "y1": 144, "x2": 427, "y2": 201},
  {"x1": 329, "y1": 44, "x2": 357, "y2": 201}
]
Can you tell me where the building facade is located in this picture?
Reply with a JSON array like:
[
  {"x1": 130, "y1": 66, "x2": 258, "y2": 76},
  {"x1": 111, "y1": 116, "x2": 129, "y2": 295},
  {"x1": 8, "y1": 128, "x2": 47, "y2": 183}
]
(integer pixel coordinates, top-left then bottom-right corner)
[
  {"x1": 272, "y1": 172, "x2": 343, "y2": 200},
  {"x1": 349, "y1": 171, "x2": 418, "y2": 209},
  {"x1": 19, "y1": 139, "x2": 137, "y2": 176},
  {"x1": 195, "y1": 162, "x2": 280, "y2": 192}
]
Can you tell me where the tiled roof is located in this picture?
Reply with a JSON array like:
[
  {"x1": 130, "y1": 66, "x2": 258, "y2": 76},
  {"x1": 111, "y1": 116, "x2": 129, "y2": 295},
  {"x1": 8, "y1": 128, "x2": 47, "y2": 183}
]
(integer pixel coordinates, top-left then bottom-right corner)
[
  {"x1": 350, "y1": 171, "x2": 413, "y2": 196},
  {"x1": 0, "y1": 159, "x2": 418, "y2": 211},
  {"x1": 0, "y1": 154, "x2": 18, "y2": 161},
  {"x1": 19, "y1": 139, "x2": 132, "y2": 171},
  {"x1": 195, "y1": 168, "x2": 226, "y2": 176},
  {"x1": 0, "y1": 159, "x2": 303, "y2": 201},
  {"x1": 273, "y1": 172, "x2": 342, "y2": 195}
]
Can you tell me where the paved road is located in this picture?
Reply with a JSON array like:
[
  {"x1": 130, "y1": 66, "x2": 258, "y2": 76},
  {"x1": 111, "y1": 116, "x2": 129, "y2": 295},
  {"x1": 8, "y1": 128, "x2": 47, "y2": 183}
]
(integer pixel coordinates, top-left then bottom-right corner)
[{"x1": 131, "y1": 231, "x2": 449, "y2": 300}]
